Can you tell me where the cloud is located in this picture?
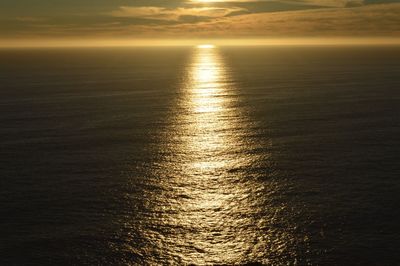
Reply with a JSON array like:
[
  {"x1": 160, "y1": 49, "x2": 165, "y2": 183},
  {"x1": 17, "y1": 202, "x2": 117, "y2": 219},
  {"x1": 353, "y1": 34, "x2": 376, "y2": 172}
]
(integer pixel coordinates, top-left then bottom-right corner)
[
  {"x1": 188, "y1": 0, "x2": 365, "y2": 8},
  {"x1": 110, "y1": 6, "x2": 247, "y2": 22},
  {"x1": 173, "y1": 2, "x2": 400, "y2": 37},
  {"x1": 15, "y1": 16, "x2": 47, "y2": 22},
  {"x1": 1, "y1": 1, "x2": 399, "y2": 40},
  {"x1": 286, "y1": 0, "x2": 365, "y2": 7}
]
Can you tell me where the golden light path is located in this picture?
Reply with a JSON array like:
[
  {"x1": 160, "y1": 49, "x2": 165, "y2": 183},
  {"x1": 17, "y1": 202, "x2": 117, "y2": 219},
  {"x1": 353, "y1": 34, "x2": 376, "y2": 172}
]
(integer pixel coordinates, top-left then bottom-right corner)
[
  {"x1": 137, "y1": 45, "x2": 294, "y2": 264},
  {"x1": 172, "y1": 44, "x2": 255, "y2": 264}
]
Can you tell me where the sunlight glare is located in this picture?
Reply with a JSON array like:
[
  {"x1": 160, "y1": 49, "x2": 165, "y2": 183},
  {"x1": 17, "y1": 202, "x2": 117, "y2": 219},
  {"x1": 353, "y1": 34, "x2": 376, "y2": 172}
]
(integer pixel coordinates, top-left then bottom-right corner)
[
  {"x1": 192, "y1": 0, "x2": 216, "y2": 2},
  {"x1": 197, "y1": 44, "x2": 215, "y2": 49}
]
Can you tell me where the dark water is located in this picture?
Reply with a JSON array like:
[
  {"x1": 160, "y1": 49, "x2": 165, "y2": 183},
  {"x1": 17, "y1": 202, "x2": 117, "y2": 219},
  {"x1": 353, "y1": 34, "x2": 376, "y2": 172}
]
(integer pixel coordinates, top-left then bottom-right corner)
[{"x1": 0, "y1": 46, "x2": 399, "y2": 265}]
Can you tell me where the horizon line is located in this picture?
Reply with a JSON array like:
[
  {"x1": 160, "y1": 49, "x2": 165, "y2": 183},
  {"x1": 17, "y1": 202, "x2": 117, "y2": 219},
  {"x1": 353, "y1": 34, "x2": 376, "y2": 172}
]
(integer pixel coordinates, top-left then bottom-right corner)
[{"x1": 1, "y1": 37, "x2": 400, "y2": 48}]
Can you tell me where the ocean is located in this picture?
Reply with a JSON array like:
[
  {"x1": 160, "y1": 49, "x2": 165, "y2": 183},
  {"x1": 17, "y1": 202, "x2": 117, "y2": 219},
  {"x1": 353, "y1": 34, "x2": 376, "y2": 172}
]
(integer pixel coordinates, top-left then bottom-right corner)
[{"x1": 0, "y1": 46, "x2": 399, "y2": 265}]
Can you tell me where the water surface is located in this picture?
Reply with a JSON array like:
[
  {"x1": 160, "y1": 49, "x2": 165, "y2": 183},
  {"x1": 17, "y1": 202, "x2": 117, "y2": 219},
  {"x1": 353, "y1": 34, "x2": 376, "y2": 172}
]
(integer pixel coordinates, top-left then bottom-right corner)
[{"x1": 0, "y1": 46, "x2": 400, "y2": 265}]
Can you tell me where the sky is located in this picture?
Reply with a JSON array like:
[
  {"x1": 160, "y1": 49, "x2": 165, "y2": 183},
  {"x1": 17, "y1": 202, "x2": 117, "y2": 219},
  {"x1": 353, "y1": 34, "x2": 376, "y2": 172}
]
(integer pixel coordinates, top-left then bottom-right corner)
[{"x1": 1, "y1": 0, "x2": 399, "y2": 46}]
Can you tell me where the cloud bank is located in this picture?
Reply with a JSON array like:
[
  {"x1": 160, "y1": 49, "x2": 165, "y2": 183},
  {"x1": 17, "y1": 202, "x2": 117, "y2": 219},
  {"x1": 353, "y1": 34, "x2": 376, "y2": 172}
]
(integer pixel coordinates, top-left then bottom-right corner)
[{"x1": 0, "y1": 0, "x2": 399, "y2": 42}]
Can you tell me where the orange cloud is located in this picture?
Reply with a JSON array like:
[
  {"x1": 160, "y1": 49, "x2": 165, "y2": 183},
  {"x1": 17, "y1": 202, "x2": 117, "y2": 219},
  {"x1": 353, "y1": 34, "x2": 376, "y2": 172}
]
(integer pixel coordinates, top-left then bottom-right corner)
[
  {"x1": 140, "y1": 3, "x2": 400, "y2": 38},
  {"x1": 110, "y1": 6, "x2": 247, "y2": 21}
]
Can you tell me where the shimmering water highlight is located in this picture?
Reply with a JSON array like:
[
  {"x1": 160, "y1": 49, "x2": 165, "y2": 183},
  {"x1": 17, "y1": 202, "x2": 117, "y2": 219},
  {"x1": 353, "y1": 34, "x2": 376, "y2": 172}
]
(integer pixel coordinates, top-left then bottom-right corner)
[{"x1": 138, "y1": 46, "x2": 272, "y2": 264}]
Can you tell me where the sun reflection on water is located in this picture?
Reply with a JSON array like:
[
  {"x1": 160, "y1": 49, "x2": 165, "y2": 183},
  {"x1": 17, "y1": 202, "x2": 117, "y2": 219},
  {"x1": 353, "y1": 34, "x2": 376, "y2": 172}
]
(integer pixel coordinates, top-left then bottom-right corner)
[
  {"x1": 135, "y1": 46, "x2": 296, "y2": 264},
  {"x1": 163, "y1": 46, "x2": 265, "y2": 263}
]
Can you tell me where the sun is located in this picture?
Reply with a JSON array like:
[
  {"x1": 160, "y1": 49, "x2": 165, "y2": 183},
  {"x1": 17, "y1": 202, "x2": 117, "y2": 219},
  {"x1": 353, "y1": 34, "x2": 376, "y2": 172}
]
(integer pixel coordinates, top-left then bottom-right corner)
[
  {"x1": 191, "y1": 0, "x2": 222, "y2": 2},
  {"x1": 197, "y1": 44, "x2": 216, "y2": 49}
]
